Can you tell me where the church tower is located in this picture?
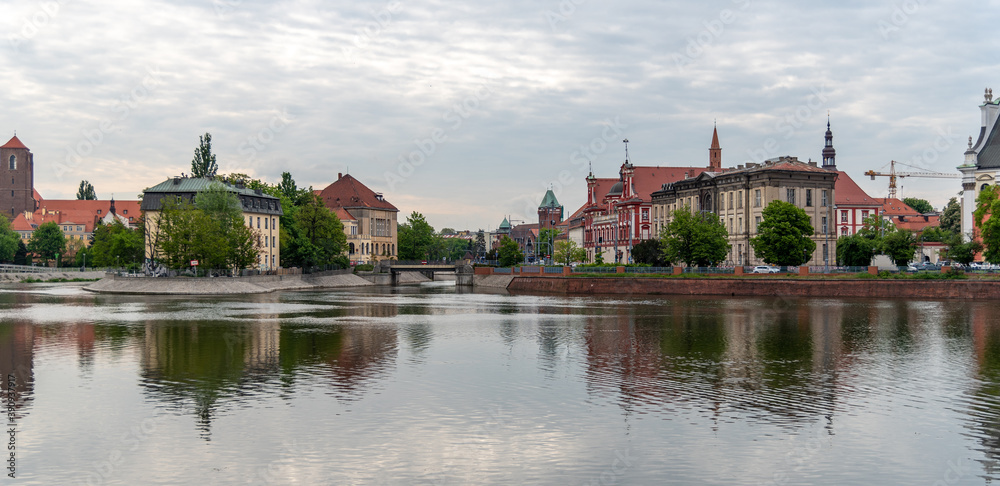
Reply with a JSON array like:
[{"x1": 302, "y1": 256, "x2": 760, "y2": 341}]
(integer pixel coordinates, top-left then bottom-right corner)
[
  {"x1": 538, "y1": 188, "x2": 564, "y2": 231},
  {"x1": 0, "y1": 135, "x2": 35, "y2": 218},
  {"x1": 709, "y1": 124, "x2": 722, "y2": 170},
  {"x1": 822, "y1": 116, "x2": 837, "y2": 170}
]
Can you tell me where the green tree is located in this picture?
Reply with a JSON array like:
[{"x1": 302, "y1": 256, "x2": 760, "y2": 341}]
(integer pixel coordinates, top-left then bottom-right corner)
[
  {"x1": 289, "y1": 194, "x2": 347, "y2": 267},
  {"x1": 538, "y1": 228, "x2": 560, "y2": 261},
  {"x1": 836, "y1": 233, "x2": 876, "y2": 267},
  {"x1": 190, "y1": 133, "x2": 218, "y2": 178},
  {"x1": 880, "y1": 229, "x2": 917, "y2": 266},
  {"x1": 940, "y1": 197, "x2": 961, "y2": 235},
  {"x1": 631, "y1": 238, "x2": 667, "y2": 266},
  {"x1": 918, "y1": 226, "x2": 950, "y2": 243},
  {"x1": 902, "y1": 197, "x2": 934, "y2": 214},
  {"x1": 974, "y1": 186, "x2": 1000, "y2": 263},
  {"x1": 76, "y1": 180, "x2": 97, "y2": 200},
  {"x1": 0, "y1": 215, "x2": 19, "y2": 263},
  {"x1": 195, "y1": 182, "x2": 242, "y2": 227},
  {"x1": 27, "y1": 221, "x2": 66, "y2": 265},
  {"x1": 751, "y1": 200, "x2": 816, "y2": 266},
  {"x1": 398, "y1": 212, "x2": 435, "y2": 260},
  {"x1": 474, "y1": 230, "x2": 486, "y2": 257},
  {"x1": 90, "y1": 220, "x2": 144, "y2": 268},
  {"x1": 155, "y1": 198, "x2": 229, "y2": 269},
  {"x1": 498, "y1": 235, "x2": 524, "y2": 267},
  {"x1": 553, "y1": 239, "x2": 586, "y2": 266},
  {"x1": 13, "y1": 241, "x2": 27, "y2": 265},
  {"x1": 660, "y1": 207, "x2": 730, "y2": 267},
  {"x1": 275, "y1": 172, "x2": 306, "y2": 202},
  {"x1": 946, "y1": 235, "x2": 983, "y2": 266}
]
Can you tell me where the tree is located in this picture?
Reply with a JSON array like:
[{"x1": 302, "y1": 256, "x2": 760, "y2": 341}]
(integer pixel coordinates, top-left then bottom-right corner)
[
  {"x1": 498, "y1": 235, "x2": 524, "y2": 267},
  {"x1": 880, "y1": 229, "x2": 917, "y2": 266},
  {"x1": 553, "y1": 239, "x2": 586, "y2": 266},
  {"x1": 474, "y1": 230, "x2": 486, "y2": 257},
  {"x1": 76, "y1": 180, "x2": 97, "y2": 200},
  {"x1": 195, "y1": 182, "x2": 242, "y2": 228},
  {"x1": 289, "y1": 194, "x2": 347, "y2": 267},
  {"x1": 439, "y1": 227, "x2": 456, "y2": 235},
  {"x1": 155, "y1": 198, "x2": 228, "y2": 269},
  {"x1": 836, "y1": 233, "x2": 876, "y2": 267},
  {"x1": 940, "y1": 197, "x2": 961, "y2": 235},
  {"x1": 275, "y1": 172, "x2": 306, "y2": 202},
  {"x1": 538, "y1": 228, "x2": 560, "y2": 261},
  {"x1": 90, "y1": 220, "x2": 144, "y2": 268},
  {"x1": 974, "y1": 186, "x2": 1000, "y2": 263},
  {"x1": 13, "y1": 241, "x2": 27, "y2": 265},
  {"x1": 0, "y1": 215, "x2": 19, "y2": 263},
  {"x1": 902, "y1": 197, "x2": 934, "y2": 214},
  {"x1": 918, "y1": 226, "x2": 950, "y2": 243},
  {"x1": 631, "y1": 238, "x2": 667, "y2": 266},
  {"x1": 751, "y1": 200, "x2": 816, "y2": 266},
  {"x1": 190, "y1": 133, "x2": 218, "y2": 178},
  {"x1": 27, "y1": 221, "x2": 66, "y2": 265},
  {"x1": 660, "y1": 207, "x2": 730, "y2": 267},
  {"x1": 398, "y1": 212, "x2": 435, "y2": 260},
  {"x1": 946, "y1": 235, "x2": 983, "y2": 266}
]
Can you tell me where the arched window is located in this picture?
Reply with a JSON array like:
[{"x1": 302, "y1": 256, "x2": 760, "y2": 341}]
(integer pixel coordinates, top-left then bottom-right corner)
[
  {"x1": 349, "y1": 243, "x2": 355, "y2": 254},
  {"x1": 8, "y1": 155, "x2": 14, "y2": 170}
]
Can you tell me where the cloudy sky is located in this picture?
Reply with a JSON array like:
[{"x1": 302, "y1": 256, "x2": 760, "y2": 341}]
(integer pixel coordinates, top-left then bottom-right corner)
[{"x1": 3, "y1": 0, "x2": 999, "y2": 231}]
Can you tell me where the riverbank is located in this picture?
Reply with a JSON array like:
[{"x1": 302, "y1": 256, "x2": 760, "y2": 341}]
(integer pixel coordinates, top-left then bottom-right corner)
[
  {"x1": 85, "y1": 272, "x2": 374, "y2": 295},
  {"x1": 0, "y1": 271, "x2": 107, "y2": 283},
  {"x1": 501, "y1": 275, "x2": 1000, "y2": 299}
]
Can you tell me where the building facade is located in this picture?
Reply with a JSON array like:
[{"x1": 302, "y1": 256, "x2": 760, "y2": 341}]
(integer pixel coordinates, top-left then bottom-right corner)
[
  {"x1": 0, "y1": 135, "x2": 36, "y2": 219},
  {"x1": 319, "y1": 173, "x2": 398, "y2": 264},
  {"x1": 651, "y1": 157, "x2": 838, "y2": 266},
  {"x1": 141, "y1": 176, "x2": 282, "y2": 269},
  {"x1": 959, "y1": 88, "x2": 1000, "y2": 240}
]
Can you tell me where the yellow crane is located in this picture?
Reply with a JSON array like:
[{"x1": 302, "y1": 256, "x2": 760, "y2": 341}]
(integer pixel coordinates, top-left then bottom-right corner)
[{"x1": 864, "y1": 160, "x2": 961, "y2": 199}]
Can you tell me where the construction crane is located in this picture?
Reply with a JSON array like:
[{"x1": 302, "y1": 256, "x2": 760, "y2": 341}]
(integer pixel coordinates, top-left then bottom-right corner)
[{"x1": 864, "y1": 160, "x2": 961, "y2": 199}]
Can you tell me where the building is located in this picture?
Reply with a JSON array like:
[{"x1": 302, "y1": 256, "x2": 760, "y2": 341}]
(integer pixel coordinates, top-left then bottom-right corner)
[
  {"x1": 818, "y1": 119, "x2": 884, "y2": 238},
  {"x1": 0, "y1": 135, "x2": 36, "y2": 219},
  {"x1": 651, "y1": 156, "x2": 838, "y2": 266},
  {"x1": 11, "y1": 198, "x2": 139, "y2": 246},
  {"x1": 319, "y1": 173, "x2": 397, "y2": 264},
  {"x1": 959, "y1": 88, "x2": 1000, "y2": 240},
  {"x1": 538, "y1": 189, "x2": 564, "y2": 232},
  {"x1": 141, "y1": 176, "x2": 282, "y2": 269},
  {"x1": 579, "y1": 130, "x2": 723, "y2": 263}
]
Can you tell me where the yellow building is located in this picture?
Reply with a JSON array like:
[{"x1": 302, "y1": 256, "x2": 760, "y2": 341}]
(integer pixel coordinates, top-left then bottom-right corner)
[
  {"x1": 140, "y1": 176, "x2": 282, "y2": 269},
  {"x1": 318, "y1": 173, "x2": 397, "y2": 265}
]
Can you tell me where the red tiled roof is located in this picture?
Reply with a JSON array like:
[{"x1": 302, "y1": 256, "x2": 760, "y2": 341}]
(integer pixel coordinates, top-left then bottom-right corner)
[
  {"x1": 835, "y1": 171, "x2": 881, "y2": 207},
  {"x1": 1, "y1": 136, "x2": 28, "y2": 150},
  {"x1": 318, "y1": 174, "x2": 397, "y2": 212},
  {"x1": 874, "y1": 198, "x2": 922, "y2": 216},
  {"x1": 39, "y1": 199, "x2": 142, "y2": 218},
  {"x1": 11, "y1": 214, "x2": 32, "y2": 232},
  {"x1": 334, "y1": 207, "x2": 357, "y2": 221}
]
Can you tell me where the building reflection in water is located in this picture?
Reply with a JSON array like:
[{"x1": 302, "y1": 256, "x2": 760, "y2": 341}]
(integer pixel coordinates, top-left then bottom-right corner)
[
  {"x1": 138, "y1": 294, "x2": 398, "y2": 439},
  {"x1": 0, "y1": 322, "x2": 34, "y2": 421}
]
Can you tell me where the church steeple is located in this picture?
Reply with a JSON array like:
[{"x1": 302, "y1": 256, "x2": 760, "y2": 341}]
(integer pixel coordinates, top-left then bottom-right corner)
[
  {"x1": 822, "y1": 115, "x2": 837, "y2": 170},
  {"x1": 709, "y1": 123, "x2": 721, "y2": 170}
]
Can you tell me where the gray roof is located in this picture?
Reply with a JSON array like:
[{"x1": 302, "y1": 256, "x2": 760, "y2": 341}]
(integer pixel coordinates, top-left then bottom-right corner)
[
  {"x1": 979, "y1": 121, "x2": 1000, "y2": 169},
  {"x1": 141, "y1": 177, "x2": 283, "y2": 215}
]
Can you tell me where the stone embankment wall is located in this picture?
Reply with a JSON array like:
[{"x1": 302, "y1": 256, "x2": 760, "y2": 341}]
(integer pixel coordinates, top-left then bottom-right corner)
[
  {"x1": 473, "y1": 275, "x2": 515, "y2": 289},
  {"x1": 505, "y1": 276, "x2": 1000, "y2": 300},
  {"x1": 86, "y1": 272, "x2": 373, "y2": 295},
  {"x1": 0, "y1": 271, "x2": 106, "y2": 282}
]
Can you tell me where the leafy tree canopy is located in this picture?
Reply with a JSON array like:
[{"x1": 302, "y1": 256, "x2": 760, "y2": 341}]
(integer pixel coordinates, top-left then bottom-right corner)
[
  {"x1": 902, "y1": 197, "x2": 934, "y2": 214},
  {"x1": 836, "y1": 233, "x2": 876, "y2": 267},
  {"x1": 398, "y1": 212, "x2": 435, "y2": 260},
  {"x1": 750, "y1": 200, "x2": 816, "y2": 266},
  {"x1": 631, "y1": 238, "x2": 667, "y2": 266},
  {"x1": 661, "y1": 207, "x2": 730, "y2": 267},
  {"x1": 940, "y1": 197, "x2": 961, "y2": 235},
  {"x1": 498, "y1": 235, "x2": 524, "y2": 267},
  {"x1": 190, "y1": 132, "x2": 218, "y2": 178},
  {"x1": 975, "y1": 186, "x2": 1000, "y2": 263},
  {"x1": 27, "y1": 221, "x2": 66, "y2": 265},
  {"x1": 76, "y1": 180, "x2": 97, "y2": 200},
  {"x1": 0, "y1": 215, "x2": 19, "y2": 263},
  {"x1": 554, "y1": 239, "x2": 587, "y2": 266}
]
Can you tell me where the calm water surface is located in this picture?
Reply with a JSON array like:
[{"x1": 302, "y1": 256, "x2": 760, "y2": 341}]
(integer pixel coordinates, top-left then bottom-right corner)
[{"x1": 0, "y1": 281, "x2": 997, "y2": 484}]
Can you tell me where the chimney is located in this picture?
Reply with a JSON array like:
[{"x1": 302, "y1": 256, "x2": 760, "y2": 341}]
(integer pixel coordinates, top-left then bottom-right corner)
[
  {"x1": 338, "y1": 173, "x2": 342, "y2": 180},
  {"x1": 173, "y1": 177, "x2": 180, "y2": 185}
]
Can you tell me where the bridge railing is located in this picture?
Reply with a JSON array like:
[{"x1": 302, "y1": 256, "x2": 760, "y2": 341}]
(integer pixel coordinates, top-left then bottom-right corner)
[{"x1": 0, "y1": 264, "x2": 57, "y2": 274}]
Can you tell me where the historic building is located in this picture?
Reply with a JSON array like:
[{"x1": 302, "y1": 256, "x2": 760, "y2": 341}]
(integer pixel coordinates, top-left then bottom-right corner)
[
  {"x1": 959, "y1": 88, "x2": 1000, "y2": 240},
  {"x1": 0, "y1": 135, "x2": 36, "y2": 219},
  {"x1": 579, "y1": 130, "x2": 723, "y2": 263},
  {"x1": 818, "y1": 119, "x2": 883, "y2": 237},
  {"x1": 538, "y1": 189, "x2": 563, "y2": 231},
  {"x1": 12, "y1": 198, "x2": 140, "y2": 245},
  {"x1": 141, "y1": 176, "x2": 283, "y2": 269},
  {"x1": 319, "y1": 173, "x2": 397, "y2": 264},
  {"x1": 651, "y1": 156, "x2": 839, "y2": 266}
]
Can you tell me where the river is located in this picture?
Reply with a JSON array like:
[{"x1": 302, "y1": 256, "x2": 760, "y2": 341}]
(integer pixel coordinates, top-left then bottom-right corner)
[{"x1": 0, "y1": 281, "x2": 995, "y2": 484}]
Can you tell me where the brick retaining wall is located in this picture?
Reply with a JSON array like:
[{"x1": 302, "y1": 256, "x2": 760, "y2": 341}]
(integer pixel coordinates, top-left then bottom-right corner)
[{"x1": 505, "y1": 276, "x2": 1000, "y2": 300}]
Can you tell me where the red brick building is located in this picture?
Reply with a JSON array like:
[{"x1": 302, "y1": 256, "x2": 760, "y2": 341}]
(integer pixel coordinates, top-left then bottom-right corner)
[{"x1": 0, "y1": 135, "x2": 36, "y2": 219}]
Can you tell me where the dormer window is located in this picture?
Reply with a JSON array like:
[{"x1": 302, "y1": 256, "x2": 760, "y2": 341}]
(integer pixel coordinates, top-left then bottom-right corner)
[
  {"x1": 123, "y1": 209, "x2": 128, "y2": 215},
  {"x1": 97, "y1": 209, "x2": 102, "y2": 214}
]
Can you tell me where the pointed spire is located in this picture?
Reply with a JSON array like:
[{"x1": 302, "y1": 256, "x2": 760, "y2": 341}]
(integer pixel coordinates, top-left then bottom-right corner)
[
  {"x1": 822, "y1": 115, "x2": 837, "y2": 170},
  {"x1": 708, "y1": 125, "x2": 722, "y2": 170}
]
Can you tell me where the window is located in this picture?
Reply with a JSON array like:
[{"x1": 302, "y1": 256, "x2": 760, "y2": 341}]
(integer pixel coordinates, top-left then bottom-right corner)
[
  {"x1": 642, "y1": 209, "x2": 648, "y2": 222},
  {"x1": 821, "y1": 190, "x2": 828, "y2": 207},
  {"x1": 271, "y1": 236, "x2": 275, "y2": 247},
  {"x1": 786, "y1": 188, "x2": 796, "y2": 204},
  {"x1": 754, "y1": 190, "x2": 761, "y2": 207},
  {"x1": 983, "y1": 184, "x2": 991, "y2": 192},
  {"x1": 739, "y1": 218, "x2": 743, "y2": 232},
  {"x1": 729, "y1": 218, "x2": 733, "y2": 233},
  {"x1": 264, "y1": 237, "x2": 268, "y2": 248},
  {"x1": 823, "y1": 244, "x2": 828, "y2": 262},
  {"x1": 8, "y1": 156, "x2": 14, "y2": 170},
  {"x1": 806, "y1": 189, "x2": 813, "y2": 207},
  {"x1": 97, "y1": 209, "x2": 102, "y2": 214},
  {"x1": 755, "y1": 216, "x2": 761, "y2": 231},
  {"x1": 264, "y1": 218, "x2": 268, "y2": 229},
  {"x1": 257, "y1": 217, "x2": 261, "y2": 228},
  {"x1": 123, "y1": 209, "x2": 128, "y2": 215},
  {"x1": 841, "y1": 227, "x2": 848, "y2": 236},
  {"x1": 729, "y1": 192, "x2": 734, "y2": 210},
  {"x1": 841, "y1": 210, "x2": 848, "y2": 223},
  {"x1": 861, "y1": 210, "x2": 869, "y2": 220},
  {"x1": 271, "y1": 218, "x2": 275, "y2": 229},
  {"x1": 738, "y1": 191, "x2": 743, "y2": 209},
  {"x1": 821, "y1": 217, "x2": 828, "y2": 234}
]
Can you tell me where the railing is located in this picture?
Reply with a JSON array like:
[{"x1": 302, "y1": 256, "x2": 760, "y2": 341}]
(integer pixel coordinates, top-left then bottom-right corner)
[
  {"x1": 543, "y1": 266, "x2": 564, "y2": 274},
  {"x1": 624, "y1": 266, "x2": 673, "y2": 274},
  {"x1": 808, "y1": 266, "x2": 870, "y2": 274},
  {"x1": 494, "y1": 267, "x2": 512, "y2": 274},
  {"x1": 572, "y1": 266, "x2": 617, "y2": 273},
  {"x1": 683, "y1": 267, "x2": 736, "y2": 274},
  {"x1": 385, "y1": 260, "x2": 454, "y2": 266},
  {"x1": 0, "y1": 264, "x2": 55, "y2": 273}
]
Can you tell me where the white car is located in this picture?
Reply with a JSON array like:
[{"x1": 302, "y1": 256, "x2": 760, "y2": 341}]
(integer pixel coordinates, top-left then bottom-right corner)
[{"x1": 752, "y1": 265, "x2": 780, "y2": 274}]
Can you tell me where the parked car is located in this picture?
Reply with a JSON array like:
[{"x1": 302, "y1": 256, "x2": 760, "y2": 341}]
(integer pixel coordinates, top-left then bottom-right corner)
[{"x1": 752, "y1": 265, "x2": 780, "y2": 274}]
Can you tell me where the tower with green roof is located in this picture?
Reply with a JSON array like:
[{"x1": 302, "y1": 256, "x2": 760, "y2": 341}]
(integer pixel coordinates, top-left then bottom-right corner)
[{"x1": 537, "y1": 188, "x2": 563, "y2": 230}]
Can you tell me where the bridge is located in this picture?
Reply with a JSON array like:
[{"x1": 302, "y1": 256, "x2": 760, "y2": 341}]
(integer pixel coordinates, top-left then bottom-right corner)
[{"x1": 377, "y1": 260, "x2": 474, "y2": 285}]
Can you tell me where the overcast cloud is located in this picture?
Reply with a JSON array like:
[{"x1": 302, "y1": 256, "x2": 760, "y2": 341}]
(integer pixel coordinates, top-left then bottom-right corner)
[{"x1": 2, "y1": 0, "x2": 999, "y2": 230}]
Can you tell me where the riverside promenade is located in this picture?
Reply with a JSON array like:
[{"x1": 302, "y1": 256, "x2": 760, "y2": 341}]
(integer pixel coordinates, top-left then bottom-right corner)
[{"x1": 83, "y1": 269, "x2": 435, "y2": 295}]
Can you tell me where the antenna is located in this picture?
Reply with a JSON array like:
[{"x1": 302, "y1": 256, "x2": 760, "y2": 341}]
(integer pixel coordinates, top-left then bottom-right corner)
[{"x1": 623, "y1": 138, "x2": 630, "y2": 163}]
